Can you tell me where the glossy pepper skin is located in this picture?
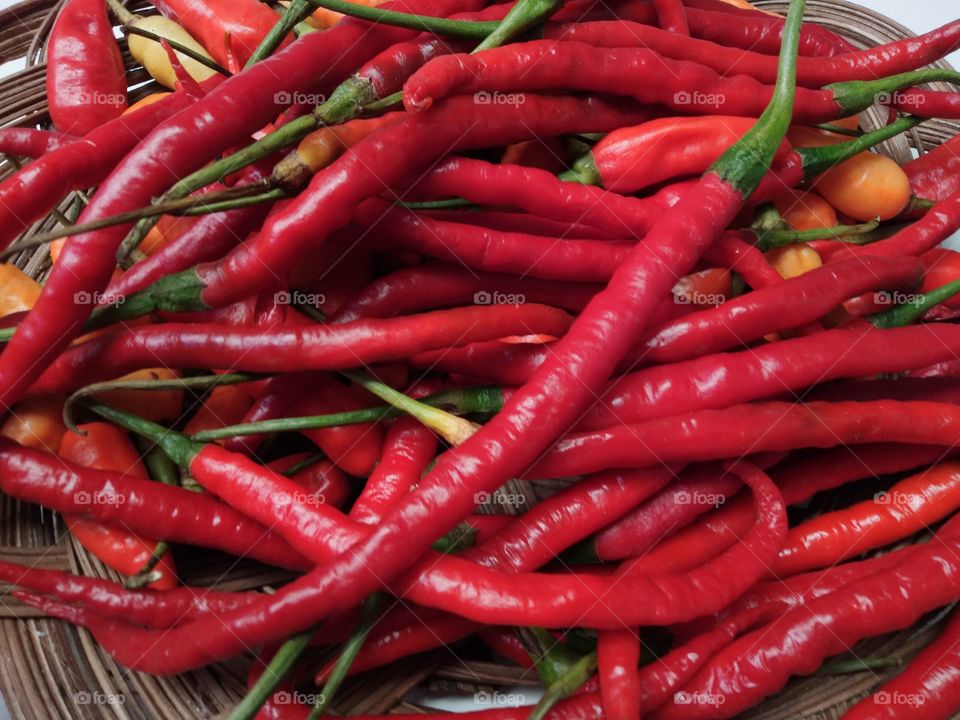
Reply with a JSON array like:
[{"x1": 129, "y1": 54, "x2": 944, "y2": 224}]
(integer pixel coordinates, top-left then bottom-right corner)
[
  {"x1": 152, "y1": 0, "x2": 292, "y2": 68},
  {"x1": 29, "y1": 304, "x2": 572, "y2": 394},
  {"x1": 0, "y1": 86, "x2": 209, "y2": 252},
  {"x1": 904, "y1": 134, "x2": 960, "y2": 205},
  {"x1": 598, "y1": 629, "x2": 642, "y2": 719},
  {"x1": 653, "y1": 0, "x2": 688, "y2": 33},
  {"x1": 403, "y1": 40, "x2": 910, "y2": 123},
  {"x1": 59, "y1": 423, "x2": 177, "y2": 590},
  {"x1": 546, "y1": 18, "x2": 960, "y2": 87},
  {"x1": 0, "y1": 0, "x2": 483, "y2": 413},
  {"x1": 0, "y1": 438, "x2": 307, "y2": 570},
  {"x1": 844, "y1": 608, "x2": 960, "y2": 720},
  {"x1": 0, "y1": 127, "x2": 75, "y2": 158},
  {"x1": 10, "y1": 2, "x2": 805, "y2": 673},
  {"x1": 46, "y1": 0, "x2": 127, "y2": 134},
  {"x1": 654, "y1": 535, "x2": 960, "y2": 719}
]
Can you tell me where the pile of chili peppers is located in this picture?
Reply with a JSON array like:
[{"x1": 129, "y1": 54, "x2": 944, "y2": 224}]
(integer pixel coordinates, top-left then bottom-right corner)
[{"x1": 4, "y1": 0, "x2": 960, "y2": 716}]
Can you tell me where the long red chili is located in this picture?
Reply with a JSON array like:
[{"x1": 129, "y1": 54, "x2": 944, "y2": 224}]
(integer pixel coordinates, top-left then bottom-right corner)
[
  {"x1": 0, "y1": 86, "x2": 209, "y2": 252},
  {"x1": 653, "y1": 0, "x2": 688, "y2": 33},
  {"x1": 904, "y1": 134, "x2": 960, "y2": 205},
  {"x1": 0, "y1": 127, "x2": 76, "y2": 158},
  {"x1": 0, "y1": 438, "x2": 307, "y2": 570},
  {"x1": 46, "y1": 0, "x2": 127, "y2": 134},
  {"x1": 0, "y1": 560, "x2": 256, "y2": 627},
  {"x1": 844, "y1": 608, "x2": 960, "y2": 720},
  {"x1": 332, "y1": 264, "x2": 601, "y2": 322},
  {"x1": 0, "y1": 0, "x2": 483, "y2": 412},
  {"x1": 404, "y1": 40, "x2": 942, "y2": 122},
  {"x1": 545, "y1": 18, "x2": 960, "y2": 86},
  {"x1": 532, "y1": 400, "x2": 960, "y2": 478},
  {"x1": 13, "y1": 5, "x2": 804, "y2": 672},
  {"x1": 653, "y1": 536, "x2": 960, "y2": 719},
  {"x1": 29, "y1": 304, "x2": 572, "y2": 394}
]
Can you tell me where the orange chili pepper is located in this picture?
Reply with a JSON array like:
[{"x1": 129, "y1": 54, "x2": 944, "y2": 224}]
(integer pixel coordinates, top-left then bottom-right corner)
[
  {"x1": 93, "y1": 368, "x2": 184, "y2": 424},
  {"x1": 59, "y1": 422, "x2": 178, "y2": 590},
  {"x1": 0, "y1": 395, "x2": 67, "y2": 452},
  {"x1": 766, "y1": 244, "x2": 823, "y2": 279},
  {"x1": 773, "y1": 188, "x2": 838, "y2": 231},
  {"x1": 672, "y1": 268, "x2": 733, "y2": 307},
  {"x1": 812, "y1": 152, "x2": 911, "y2": 221}
]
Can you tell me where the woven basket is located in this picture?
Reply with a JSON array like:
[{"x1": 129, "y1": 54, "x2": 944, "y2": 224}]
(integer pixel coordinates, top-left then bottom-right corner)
[{"x1": 0, "y1": 0, "x2": 959, "y2": 717}]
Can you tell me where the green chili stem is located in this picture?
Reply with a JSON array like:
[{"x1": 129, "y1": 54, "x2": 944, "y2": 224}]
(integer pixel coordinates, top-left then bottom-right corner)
[
  {"x1": 342, "y1": 371, "x2": 479, "y2": 445},
  {"x1": 64, "y1": 372, "x2": 262, "y2": 433},
  {"x1": 227, "y1": 629, "x2": 315, "y2": 720},
  {"x1": 829, "y1": 68, "x2": 960, "y2": 116},
  {"x1": 528, "y1": 651, "x2": 598, "y2": 720},
  {"x1": 871, "y1": 277, "x2": 960, "y2": 329},
  {"x1": 432, "y1": 522, "x2": 478, "y2": 554},
  {"x1": 472, "y1": 0, "x2": 560, "y2": 51},
  {"x1": 521, "y1": 628, "x2": 583, "y2": 686},
  {"x1": 176, "y1": 188, "x2": 288, "y2": 215},
  {"x1": 193, "y1": 386, "x2": 504, "y2": 441},
  {"x1": 304, "y1": 0, "x2": 497, "y2": 36},
  {"x1": 400, "y1": 198, "x2": 474, "y2": 210},
  {"x1": 246, "y1": 0, "x2": 312, "y2": 67},
  {"x1": 813, "y1": 123, "x2": 862, "y2": 137},
  {"x1": 710, "y1": 0, "x2": 804, "y2": 196},
  {"x1": 755, "y1": 219, "x2": 880, "y2": 251},
  {"x1": 84, "y1": 401, "x2": 202, "y2": 467},
  {"x1": 307, "y1": 593, "x2": 383, "y2": 719},
  {"x1": 798, "y1": 116, "x2": 924, "y2": 178}
]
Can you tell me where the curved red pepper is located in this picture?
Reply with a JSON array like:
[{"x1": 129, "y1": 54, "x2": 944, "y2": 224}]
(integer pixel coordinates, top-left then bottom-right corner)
[
  {"x1": 0, "y1": 127, "x2": 76, "y2": 158},
  {"x1": 598, "y1": 629, "x2": 641, "y2": 719}
]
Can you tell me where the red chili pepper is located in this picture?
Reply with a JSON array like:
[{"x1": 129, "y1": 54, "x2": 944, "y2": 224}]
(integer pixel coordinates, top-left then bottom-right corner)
[
  {"x1": 333, "y1": 264, "x2": 601, "y2": 323},
  {"x1": 349, "y1": 417, "x2": 436, "y2": 524},
  {"x1": 59, "y1": 422, "x2": 177, "y2": 590},
  {"x1": 30, "y1": 304, "x2": 573, "y2": 394},
  {"x1": 153, "y1": 0, "x2": 291, "y2": 68},
  {"x1": 546, "y1": 18, "x2": 960, "y2": 86},
  {"x1": 0, "y1": 127, "x2": 76, "y2": 158},
  {"x1": 532, "y1": 400, "x2": 960, "y2": 478},
  {"x1": 703, "y1": 231, "x2": 783, "y2": 288},
  {"x1": 0, "y1": 0, "x2": 481, "y2": 411},
  {"x1": 653, "y1": 0, "x2": 688, "y2": 32},
  {"x1": 773, "y1": 461, "x2": 960, "y2": 577},
  {"x1": 423, "y1": 209, "x2": 622, "y2": 239},
  {"x1": 920, "y1": 248, "x2": 960, "y2": 309},
  {"x1": 905, "y1": 135, "x2": 960, "y2": 205},
  {"x1": 480, "y1": 630, "x2": 536, "y2": 669},
  {"x1": 655, "y1": 535, "x2": 960, "y2": 719},
  {"x1": 598, "y1": 629, "x2": 641, "y2": 719},
  {"x1": 0, "y1": 438, "x2": 307, "y2": 570},
  {"x1": 0, "y1": 559, "x2": 256, "y2": 627},
  {"x1": 106, "y1": 165, "x2": 274, "y2": 299},
  {"x1": 844, "y1": 607, "x2": 960, "y2": 720},
  {"x1": 269, "y1": 453, "x2": 351, "y2": 509},
  {"x1": 357, "y1": 201, "x2": 631, "y2": 281},
  {"x1": 15, "y1": 5, "x2": 803, "y2": 672},
  {"x1": 46, "y1": 0, "x2": 127, "y2": 134},
  {"x1": 0, "y1": 87, "x2": 209, "y2": 252},
  {"x1": 285, "y1": 375, "x2": 385, "y2": 477}
]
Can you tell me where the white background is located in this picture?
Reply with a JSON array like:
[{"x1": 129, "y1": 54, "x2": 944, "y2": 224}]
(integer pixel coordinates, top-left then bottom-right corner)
[{"x1": 0, "y1": 0, "x2": 957, "y2": 718}]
